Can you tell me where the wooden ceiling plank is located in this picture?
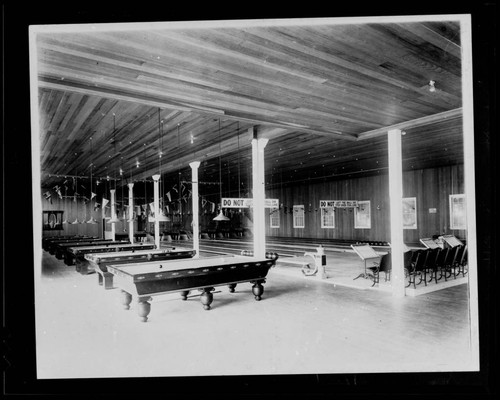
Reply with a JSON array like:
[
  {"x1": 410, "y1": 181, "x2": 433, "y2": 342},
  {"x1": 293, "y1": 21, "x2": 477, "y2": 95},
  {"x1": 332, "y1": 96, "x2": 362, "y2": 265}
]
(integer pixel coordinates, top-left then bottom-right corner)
[
  {"x1": 397, "y1": 23, "x2": 462, "y2": 61},
  {"x1": 154, "y1": 29, "x2": 329, "y2": 84},
  {"x1": 368, "y1": 23, "x2": 462, "y2": 77},
  {"x1": 298, "y1": 23, "x2": 462, "y2": 94},
  {"x1": 40, "y1": 77, "x2": 355, "y2": 140},
  {"x1": 40, "y1": 30, "x2": 454, "y2": 133},
  {"x1": 45, "y1": 35, "x2": 450, "y2": 132}
]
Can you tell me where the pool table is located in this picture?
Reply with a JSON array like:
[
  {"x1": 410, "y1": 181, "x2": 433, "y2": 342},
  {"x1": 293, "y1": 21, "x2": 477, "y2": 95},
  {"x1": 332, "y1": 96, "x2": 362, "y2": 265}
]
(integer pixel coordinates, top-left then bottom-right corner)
[
  {"x1": 42, "y1": 235, "x2": 92, "y2": 251},
  {"x1": 106, "y1": 252, "x2": 279, "y2": 322},
  {"x1": 84, "y1": 247, "x2": 197, "y2": 288},
  {"x1": 46, "y1": 237, "x2": 98, "y2": 254},
  {"x1": 69, "y1": 242, "x2": 157, "y2": 269},
  {"x1": 53, "y1": 240, "x2": 129, "y2": 260}
]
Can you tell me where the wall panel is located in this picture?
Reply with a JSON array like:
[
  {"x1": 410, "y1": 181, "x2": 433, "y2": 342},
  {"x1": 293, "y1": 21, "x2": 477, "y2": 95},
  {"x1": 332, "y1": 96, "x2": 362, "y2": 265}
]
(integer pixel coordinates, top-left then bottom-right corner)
[{"x1": 265, "y1": 165, "x2": 465, "y2": 243}]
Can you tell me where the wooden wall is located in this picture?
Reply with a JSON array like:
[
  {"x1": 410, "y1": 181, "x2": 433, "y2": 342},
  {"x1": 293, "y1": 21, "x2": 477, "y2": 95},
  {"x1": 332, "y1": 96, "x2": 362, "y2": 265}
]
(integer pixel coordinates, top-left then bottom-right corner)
[
  {"x1": 40, "y1": 195, "x2": 141, "y2": 238},
  {"x1": 264, "y1": 164, "x2": 466, "y2": 243},
  {"x1": 41, "y1": 164, "x2": 466, "y2": 243}
]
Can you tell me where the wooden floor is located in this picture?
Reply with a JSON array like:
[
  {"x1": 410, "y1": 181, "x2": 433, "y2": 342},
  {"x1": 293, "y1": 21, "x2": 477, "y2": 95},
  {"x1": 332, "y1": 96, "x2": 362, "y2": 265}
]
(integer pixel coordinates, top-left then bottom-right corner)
[{"x1": 35, "y1": 240, "x2": 477, "y2": 379}]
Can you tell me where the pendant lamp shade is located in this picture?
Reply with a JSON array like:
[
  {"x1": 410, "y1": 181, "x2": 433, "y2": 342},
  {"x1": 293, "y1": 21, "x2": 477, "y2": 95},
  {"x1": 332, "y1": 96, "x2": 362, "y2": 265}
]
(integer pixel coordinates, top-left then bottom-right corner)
[
  {"x1": 155, "y1": 110, "x2": 170, "y2": 223},
  {"x1": 213, "y1": 210, "x2": 230, "y2": 221},
  {"x1": 157, "y1": 213, "x2": 170, "y2": 222},
  {"x1": 213, "y1": 119, "x2": 230, "y2": 222}
]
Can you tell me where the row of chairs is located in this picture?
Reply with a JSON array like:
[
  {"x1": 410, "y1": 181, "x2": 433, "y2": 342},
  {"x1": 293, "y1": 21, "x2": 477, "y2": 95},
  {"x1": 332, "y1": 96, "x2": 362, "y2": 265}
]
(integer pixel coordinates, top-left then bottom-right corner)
[
  {"x1": 406, "y1": 245, "x2": 468, "y2": 288},
  {"x1": 369, "y1": 245, "x2": 468, "y2": 288}
]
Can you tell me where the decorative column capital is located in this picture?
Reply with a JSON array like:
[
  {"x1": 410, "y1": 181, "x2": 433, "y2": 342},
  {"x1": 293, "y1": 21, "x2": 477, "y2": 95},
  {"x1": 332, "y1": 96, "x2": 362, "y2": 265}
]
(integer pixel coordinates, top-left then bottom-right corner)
[
  {"x1": 152, "y1": 174, "x2": 160, "y2": 181},
  {"x1": 127, "y1": 182, "x2": 134, "y2": 189},
  {"x1": 189, "y1": 161, "x2": 201, "y2": 170}
]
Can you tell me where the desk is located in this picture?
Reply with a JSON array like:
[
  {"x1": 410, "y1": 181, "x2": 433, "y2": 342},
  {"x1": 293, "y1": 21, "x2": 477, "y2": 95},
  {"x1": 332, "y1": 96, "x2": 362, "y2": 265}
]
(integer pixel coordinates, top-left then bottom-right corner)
[
  {"x1": 84, "y1": 247, "x2": 196, "y2": 287},
  {"x1": 351, "y1": 244, "x2": 387, "y2": 282},
  {"x1": 69, "y1": 243, "x2": 157, "y2": 269},
  {"x1": 106, "y1": 253, "x2": 279, "y2": 322}
]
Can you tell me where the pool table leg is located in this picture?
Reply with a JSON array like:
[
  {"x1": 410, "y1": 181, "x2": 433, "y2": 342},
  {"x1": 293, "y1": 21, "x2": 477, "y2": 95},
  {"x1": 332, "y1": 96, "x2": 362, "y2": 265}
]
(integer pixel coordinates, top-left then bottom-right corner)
[
  {"x1": 102, "y1": 272, "x2": 114, "y2": 290},
  {"x1": 137, "y1": 297, "x2": 152, "y2": 322},
  {"x1": 251, "y1": 280, "x2": 265, "y2": 301},
  {"x1": 200, "y1": 287, "x2": 215, "y2": 310},
  {"x1": 120, "y1": 290, "x2": 132, "y2": 310},
  {"x1": 180, "y1": 290, "x2": 190, "y2": 300},
  {"x1": 228, "y1": 283, "x2": 237, "y2": 293},
  {"x1": 76, "y1": 261, "x2": 90, "y2": 275}
]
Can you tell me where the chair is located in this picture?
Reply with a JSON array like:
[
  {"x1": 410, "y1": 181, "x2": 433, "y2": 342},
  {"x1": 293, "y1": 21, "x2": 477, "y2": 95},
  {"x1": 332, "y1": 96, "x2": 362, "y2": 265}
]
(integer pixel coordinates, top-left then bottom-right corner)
[
  {"x1": 424, "y1": 247, "x2": 441, "y2": 284},
  {"x1": 369, "y1": 253, "x2": 392, "y2": 286},
  {"x1": 403, "y1": 250, "x2": 413, "y2": 279},
  {"x1": 407, "y1": 249, "x2": 429, "y2": 288},
  {"x1": 438, "y1": 245, "x2": 460, "y2": 281},
  {"x1": 453, "y1": 245, "x2": 468, "y2": 277}
]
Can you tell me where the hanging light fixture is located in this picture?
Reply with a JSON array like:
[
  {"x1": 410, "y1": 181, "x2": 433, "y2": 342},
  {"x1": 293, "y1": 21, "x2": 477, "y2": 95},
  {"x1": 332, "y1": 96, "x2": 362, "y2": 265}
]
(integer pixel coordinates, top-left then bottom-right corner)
[
  {"x1": 83, "y1": 191, "x2": 88, "y2": 224},
  {"x1": 87, "y1": 136, "x2": 98, "y2": 224},
  {"x1": 237, "y1": 121, "x2": 242, "y2": 213},
  {"x1": 213, "y1": 119, "x2": 230, "y2": 221},
  {"x1": 62, "y1": 181, "x2": 68, "y2": 224},
  {"x1": 176, "y1": 123, "x2": 183, "y2": 221},
  {"x1": 108, "y1": 113, "x2": 120, "y2": 223},
  {"x1": 156, "y1": 108, "x2": 170, "y2": 222},
  {"x1": 103, "y1": 177, "x2": 110, "y2": 221},
  {"x1": 70, "y1": 176, "x2": 80, "y2": 224}
]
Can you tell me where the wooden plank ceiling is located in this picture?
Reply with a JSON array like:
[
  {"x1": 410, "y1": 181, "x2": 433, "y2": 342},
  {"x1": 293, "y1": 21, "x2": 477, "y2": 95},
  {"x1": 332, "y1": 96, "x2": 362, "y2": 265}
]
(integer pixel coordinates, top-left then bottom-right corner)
[{"x1": 35, "y1": 17, "x2": 464, "y2": 196}]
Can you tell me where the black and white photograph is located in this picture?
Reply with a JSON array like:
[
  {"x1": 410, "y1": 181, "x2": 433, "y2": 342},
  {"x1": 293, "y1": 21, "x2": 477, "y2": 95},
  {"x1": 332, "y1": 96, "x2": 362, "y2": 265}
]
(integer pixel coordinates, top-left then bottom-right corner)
[{"x1": 3, "y1": 4, "x2": 496, "y2": 398}]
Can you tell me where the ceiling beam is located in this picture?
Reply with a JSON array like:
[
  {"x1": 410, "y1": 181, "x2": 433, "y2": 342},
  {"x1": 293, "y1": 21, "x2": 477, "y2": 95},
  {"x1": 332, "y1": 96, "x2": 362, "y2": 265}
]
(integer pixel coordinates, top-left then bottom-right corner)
[
  {"x1": 356, "y1": 108, "x2": 463, "y2": 140},
  {"x1": 39, "y1": 78, "x2": 358, "y2": 141}
]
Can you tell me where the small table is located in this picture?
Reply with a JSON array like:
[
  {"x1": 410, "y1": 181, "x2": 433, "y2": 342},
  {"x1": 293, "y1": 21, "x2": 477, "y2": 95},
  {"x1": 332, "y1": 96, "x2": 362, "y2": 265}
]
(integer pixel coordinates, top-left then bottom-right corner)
[{"x1": 106, "y1": 253, "x2": 279, "y2": 322}]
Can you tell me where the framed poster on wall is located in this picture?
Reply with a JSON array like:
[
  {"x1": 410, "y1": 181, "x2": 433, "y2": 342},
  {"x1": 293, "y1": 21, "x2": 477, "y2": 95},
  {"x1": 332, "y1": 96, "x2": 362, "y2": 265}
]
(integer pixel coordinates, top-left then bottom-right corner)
[
  {"x1": 320, "y1": 207, "x2": 335, "y2": 228},
  {"x1": 402, "y1": 197, "x2": 417, "y2": 229},
  {"x1": 43, "y1": 210, "x2": 64, "y2": 230},
  {"x1": 449, "y1": 194, "x2": 466, "y2": 230},
  {"x1": 270, "y1": 208, "x2": 280, "y2": 228},
  {"x1": 354, "y1": 200, "x2": 371, "y2": 229},
  {"x1": 293, "y1": 205, "x2": 305, "y2": 228}
]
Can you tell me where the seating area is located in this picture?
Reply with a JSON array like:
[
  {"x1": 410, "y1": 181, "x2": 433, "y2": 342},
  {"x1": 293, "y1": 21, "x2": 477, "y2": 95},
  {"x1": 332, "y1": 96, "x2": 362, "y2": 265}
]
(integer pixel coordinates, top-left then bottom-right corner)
[{"x1": 351, "y1": 235, "x2": 468, "y2": 290}]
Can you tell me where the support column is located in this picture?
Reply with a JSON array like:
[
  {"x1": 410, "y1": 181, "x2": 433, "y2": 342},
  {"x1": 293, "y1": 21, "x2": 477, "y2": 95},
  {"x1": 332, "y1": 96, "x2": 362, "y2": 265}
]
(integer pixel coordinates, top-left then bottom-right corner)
[
  {"x1": 461, "y1": 15, "x2": 479, "y2": 367},
  {"x1": 190, "y1": 161, "x2": 201, "y2": 259},
  {"x1": 110, "y1": 189, "x2": 116, "y2": 241},
  {"x1": 388, "y1": 129, "x2": 405, "y2": 297},
  {"x1": 128, "y1": 183, "x2": 134, "y2": 243},
  {"x1": 251, "y1": 130, "x2": 268, "y2": 258},
  {"x1": 152, "y1": 175, "x2": 161, "y2": 249}
]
